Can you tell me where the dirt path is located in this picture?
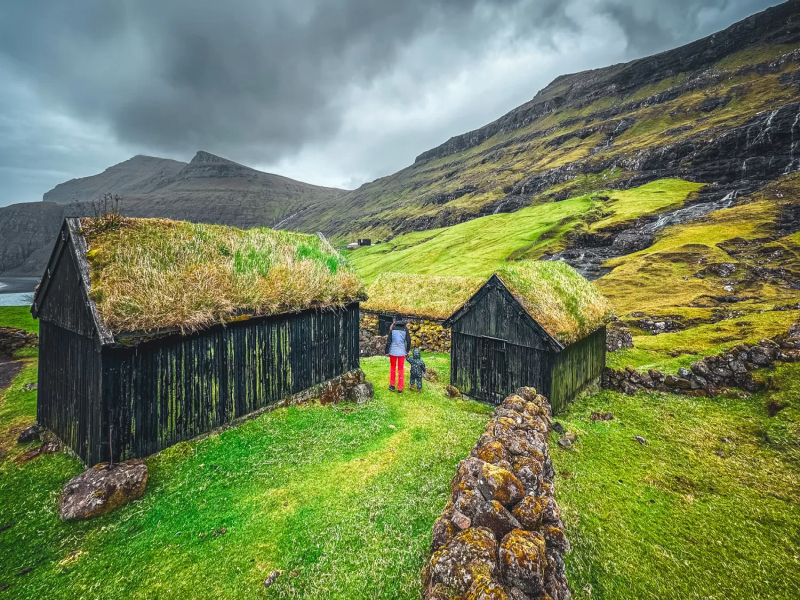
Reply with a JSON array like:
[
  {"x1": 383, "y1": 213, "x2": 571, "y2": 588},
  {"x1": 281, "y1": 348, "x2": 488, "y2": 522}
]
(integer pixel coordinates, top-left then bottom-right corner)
[{"x1": 0, "y1": 359, "x2": 23, "y2": 395}]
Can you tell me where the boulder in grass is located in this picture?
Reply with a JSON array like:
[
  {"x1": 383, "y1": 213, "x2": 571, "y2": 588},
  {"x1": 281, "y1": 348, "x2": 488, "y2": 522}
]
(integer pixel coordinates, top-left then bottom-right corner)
[
  {"x1": 59, "y1": 460, "x2": 148, "y2": 521},
  {"x1": 446, "y1": 385, "x2": 462, "y2": 399},
  {"x1": 345, "y1": 381, "x2": 374, "y2": 404},
  {"x1": 17, "y1": 424, "x2": 40, "y2": 444}
]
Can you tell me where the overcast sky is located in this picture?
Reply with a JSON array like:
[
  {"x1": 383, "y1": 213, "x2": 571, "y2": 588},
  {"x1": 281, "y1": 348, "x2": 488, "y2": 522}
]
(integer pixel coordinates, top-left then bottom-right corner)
[{"x1": 0, "y1": 0, "x2": 779, "y2": 206}]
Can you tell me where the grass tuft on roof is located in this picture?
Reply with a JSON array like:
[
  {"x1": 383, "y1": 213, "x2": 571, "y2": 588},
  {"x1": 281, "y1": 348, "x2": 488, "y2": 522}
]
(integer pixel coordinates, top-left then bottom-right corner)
[
  {"x1": 81, "y1": 217, "x2": 364, "y2": 334},
  {"x1": 362, "y1": 272, "x2": 484, "y2": 320},
  {"x1": 497, "y1": 260, "x2": 613, "y2": 345}
]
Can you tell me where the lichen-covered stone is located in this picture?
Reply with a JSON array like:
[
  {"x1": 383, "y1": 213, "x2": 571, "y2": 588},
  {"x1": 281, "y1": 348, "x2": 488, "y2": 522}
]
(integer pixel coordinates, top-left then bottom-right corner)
[
  {"x1": 538, "y1": 496, "x2": 562, "y2": 526},
  {"x1": 540, "y1": 526, "x2": 570, "y2": 553},
  {"x1": 465, "y1": 575, "x2": 510, "y2": 600},
  {"x1": 499, "y1": 529, "x2": 547, "y2": 595},
  {"x1": 59, "y1": 460, "x2": 148, "y2": 521},
  {"x1": 432, "y1": 515, "x2": 459, "y2": 552},
  {"x1": 512, "y1": 496, "x2": 545, "y2": 530},
  {"x1": 472, "y1": 500, "x2": 523, "y2": 541},
  {"x1": 478, "y1": 462, "x2": 525, "y2": 507},
  {"x1": 424, "y1": 527, "x2": 498, "y2": 595},
  {"x1": 474, "y1": 441, "x2": 511, "y2": 465},
  {"x1": 423, "y1": 583, "x2": 457, "y2": 600},
  {"x1": 511, "y1": 457, "x2": 544, "y2": 492}
]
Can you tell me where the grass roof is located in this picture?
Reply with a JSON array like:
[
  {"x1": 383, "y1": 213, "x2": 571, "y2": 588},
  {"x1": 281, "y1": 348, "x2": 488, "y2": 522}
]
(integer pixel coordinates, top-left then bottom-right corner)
[
  {"x1": 496, "y1": 260, "x2": 613, "y2": 345},
  {"x1": 80, "y1": 217, "x2": 364, "y2": 334},
  {"x1": 362, "y1": 272, "x2": 484, "y2": 320}
]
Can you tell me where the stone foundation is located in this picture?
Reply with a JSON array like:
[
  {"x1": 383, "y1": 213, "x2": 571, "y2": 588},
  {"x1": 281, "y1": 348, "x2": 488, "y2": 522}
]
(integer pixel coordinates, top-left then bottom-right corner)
[{"x1": 423, "y1": 388, "x2": 571, "y2": 600}]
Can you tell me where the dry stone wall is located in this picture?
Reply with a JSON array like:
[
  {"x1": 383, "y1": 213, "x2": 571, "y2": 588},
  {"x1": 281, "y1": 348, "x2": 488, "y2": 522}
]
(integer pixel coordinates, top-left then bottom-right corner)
[
  {"x1": 423, "y1": 388, "x2": 571, "y2": 600},
  {"x1": 359, "y1": 312, "x2": 451, "y2": 355},
  {"x1": 603, "y1": 322, "x2": 800, "y2": 396}
]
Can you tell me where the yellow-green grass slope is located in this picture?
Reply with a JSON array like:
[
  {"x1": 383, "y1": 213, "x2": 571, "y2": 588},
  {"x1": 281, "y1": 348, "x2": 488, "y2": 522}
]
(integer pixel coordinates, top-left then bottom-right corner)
[
  {"x1": 0, "y1": 352, "x2": 493, "y2": 599},
  {"x1": 81, "y1": 217, "x2": 364, "y2": 334},
  {"x1": 600, "y1": 173, "x2": 800, "y2": 370},
  {"x1": 495, "y1": 261, "x2": 612, "y2": 345},
  {"x1": 362, "y1": 272, "x2": 484, "y2": 320},
  {"x1": 351, "y1": 178, "x2": 703, "y2": 282}
]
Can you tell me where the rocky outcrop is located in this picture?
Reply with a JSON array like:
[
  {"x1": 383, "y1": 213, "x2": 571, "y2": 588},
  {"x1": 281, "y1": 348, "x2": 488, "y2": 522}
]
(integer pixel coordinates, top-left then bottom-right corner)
[
  {"x1": 415, "y1": 2, "x2": 800, "y2": 165},
  {"x1": 0, "y1": 327, "x2": 38, "y2": 359},
  {"x1": 317, "y1": 369, "x2": 374, "y2": 405},
  {"x1": 59, "y1": 460, "x2": 149, "y2": 521},
  {"x1": 423, "y1": 388, "x2": 571, "y2": 600},
  {"x1": 603, "y1": 325, "x2": 800, "y2": 396}
]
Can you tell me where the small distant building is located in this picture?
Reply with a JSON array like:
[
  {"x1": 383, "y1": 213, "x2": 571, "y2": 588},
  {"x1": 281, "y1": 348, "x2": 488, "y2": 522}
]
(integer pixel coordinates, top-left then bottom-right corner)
[
  {"x1": 357, "y1": 239, "x2": 371, "y2": 247},
  {"x1": 443, "y1": 261, "x2": 611, "y2": 413},
  {"x1": 32, "y1": 217, "x2": 364, "y2": 465},
  {"x1": 360, "y1": 272, "x2": 483, "y2": 353}
]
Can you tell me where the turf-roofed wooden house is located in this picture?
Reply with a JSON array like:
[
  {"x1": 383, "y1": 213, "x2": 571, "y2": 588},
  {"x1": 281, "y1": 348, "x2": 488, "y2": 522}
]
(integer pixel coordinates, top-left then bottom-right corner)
[
  {"x1": 361, "y1": 273, "x2": 484, "y2": 352},
  {"x1": 443, "y1": 261, "x2": 612, "y2": 412},
  {"x1": 31, "y1": 217, "x2": 364, "y2": 466}
]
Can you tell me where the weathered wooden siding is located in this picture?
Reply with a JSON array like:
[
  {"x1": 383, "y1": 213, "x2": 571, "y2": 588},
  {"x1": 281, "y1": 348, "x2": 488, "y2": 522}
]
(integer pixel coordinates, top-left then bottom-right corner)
[
  {"x1": 103, "y1": 305, "x2": 360, "y2": 461},
  {"x1": 452, "y1": 282, "x2": 549, "y2": 350},
  {"x1": 37, "y1": 321, "x2": 104, "y2": 465},
  {"x1": 36, "y1": 239, "x2": 96, "y2": 338},
  {"x1": 549, "y1": 327, "x2": 606, "y2": 415},
  {"x1": 451, "y1": 333, "x2": 551, "y2": 405}
]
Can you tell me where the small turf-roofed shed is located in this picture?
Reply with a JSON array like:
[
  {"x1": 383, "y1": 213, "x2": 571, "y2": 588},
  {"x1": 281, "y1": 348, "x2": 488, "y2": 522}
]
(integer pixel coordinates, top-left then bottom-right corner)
[
  {"x1": 31, "y1": 216, "x2": 364, "y2": 465},
  {"x1": 443, "y1": 261, "x2": 612, "y2": 412},
  {"x1": 362, "y1": 272, "x2": 484, "y2": 334}
]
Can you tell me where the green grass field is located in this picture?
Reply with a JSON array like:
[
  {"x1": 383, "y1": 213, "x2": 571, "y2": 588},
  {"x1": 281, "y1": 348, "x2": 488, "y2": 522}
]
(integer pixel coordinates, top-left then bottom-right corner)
[
  {"x1": 552, "y1": 365, "x2": 800, "y2": 599},
  {"x1": 350, "y1": 179, "x2": 703, "y2": 283},
  {"x1": 0, "y1": 306, "x2": 38, "y2": 333},
  {"x1": 0, "y1": 355, "x2": 493, "y2": 599}
]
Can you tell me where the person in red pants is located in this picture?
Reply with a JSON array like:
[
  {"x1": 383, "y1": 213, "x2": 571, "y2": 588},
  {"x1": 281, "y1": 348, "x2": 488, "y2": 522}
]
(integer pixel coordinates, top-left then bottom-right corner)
[{"x1": 384, "y1": 317, "x2": 411, "y2": 393}]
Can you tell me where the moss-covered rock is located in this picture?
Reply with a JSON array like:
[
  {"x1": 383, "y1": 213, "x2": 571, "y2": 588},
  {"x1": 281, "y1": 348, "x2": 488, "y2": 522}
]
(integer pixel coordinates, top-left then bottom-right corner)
[
  {"x1": 478, "y1": 461, "x2": 525, "y2": 507},
  {"x1": 499, "y1": 529, "x2": 547, "y2": 595},
  {"x1": 424, "y1": 527, "x2": 498, "y2": 595},
  {"x1": 474, "y1": 441, "x2": 511, "y2": 465},
  {"x1": 464, "y1": 575, "x2": 510, "y2": 600},
  {"x1": 512, "y1": 496, "x2": 545, "y2": 530}
]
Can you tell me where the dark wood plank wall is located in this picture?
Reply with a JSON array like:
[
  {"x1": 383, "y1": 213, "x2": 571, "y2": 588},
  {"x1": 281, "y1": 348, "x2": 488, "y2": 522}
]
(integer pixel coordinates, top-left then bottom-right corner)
[
  {"x1": 37, "y1": 240, "x2": 97, "y2": 339},
  {"x1": 38, "y1": 321, "x2": 104, "y2": 465},
  {"x1": 103, "y1": 305, "x2": 360, "y2": 461},
  {"x1": 549, "y1": 327, "x2": 607, "y2": 415},
  {"x1": 451, "y1": 333, "x2": 550, "y2": 405}
]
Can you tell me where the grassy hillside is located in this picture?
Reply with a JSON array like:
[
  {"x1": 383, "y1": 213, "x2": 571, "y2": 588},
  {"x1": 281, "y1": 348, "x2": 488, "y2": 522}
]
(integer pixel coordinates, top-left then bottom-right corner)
[
  {"x1": 351, "y1": 179, "x2": 703, "y2": 282},
  {"x1": 282, "y1": 3, "x2": 800, "y2": 242}
]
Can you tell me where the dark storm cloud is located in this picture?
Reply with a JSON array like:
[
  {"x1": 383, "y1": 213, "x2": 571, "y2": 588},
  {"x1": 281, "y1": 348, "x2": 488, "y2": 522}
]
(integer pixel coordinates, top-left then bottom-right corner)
[{"x1": 0, "y1": 0, "x2": 780, "y2": 204}]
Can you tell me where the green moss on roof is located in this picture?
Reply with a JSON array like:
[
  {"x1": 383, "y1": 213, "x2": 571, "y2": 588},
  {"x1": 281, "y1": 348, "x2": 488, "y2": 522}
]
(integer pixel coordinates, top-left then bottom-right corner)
[
  {"x1": 496, "y1": 260, "x2": 613, "y2": 345},
  {"x1": 81, "y1": 217, "x2": 364, "y2": 334},
  {"x1": 362, "y1": 272, "x2": 484, "y2": 320}
]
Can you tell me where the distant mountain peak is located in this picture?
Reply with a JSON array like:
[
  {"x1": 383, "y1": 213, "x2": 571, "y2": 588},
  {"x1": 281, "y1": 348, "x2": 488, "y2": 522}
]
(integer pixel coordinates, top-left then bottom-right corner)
[{"x1": 189, "y1": 151, "x2": 241, "y2": 166}]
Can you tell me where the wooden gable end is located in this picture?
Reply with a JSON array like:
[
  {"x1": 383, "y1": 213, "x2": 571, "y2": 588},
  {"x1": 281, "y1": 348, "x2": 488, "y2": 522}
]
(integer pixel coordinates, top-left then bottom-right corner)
[
  {"x1": 31, "y1": 218, "x2": 114, "y2": 345},
  {"x1": 446, "y1": 275, "x2": 557, "y2": 351}
]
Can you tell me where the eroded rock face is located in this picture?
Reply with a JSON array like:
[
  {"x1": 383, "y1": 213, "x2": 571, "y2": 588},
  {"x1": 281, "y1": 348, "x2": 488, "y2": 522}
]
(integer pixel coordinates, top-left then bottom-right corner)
[{"x1": 59, "y1": 460, "x2": 149, "y2": 521}]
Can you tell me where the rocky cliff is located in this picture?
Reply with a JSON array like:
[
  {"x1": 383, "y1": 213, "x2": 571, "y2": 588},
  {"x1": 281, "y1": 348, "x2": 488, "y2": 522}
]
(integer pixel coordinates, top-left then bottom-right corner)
[{"x1": 281, "y1": 1, "x2": 800, "y2": 242}]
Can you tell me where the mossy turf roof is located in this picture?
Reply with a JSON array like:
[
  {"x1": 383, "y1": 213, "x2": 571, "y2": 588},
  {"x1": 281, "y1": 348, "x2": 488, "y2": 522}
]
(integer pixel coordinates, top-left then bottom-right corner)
[
  {"x1": 80, "y1": 217, "x2": 364, "y2": 334},
  {"x1": 494, "y1": 260, "x2": 613, "y2": 345},
  {"x1": 362, "y1": 272, "x2": 484, "y2": 320}
]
